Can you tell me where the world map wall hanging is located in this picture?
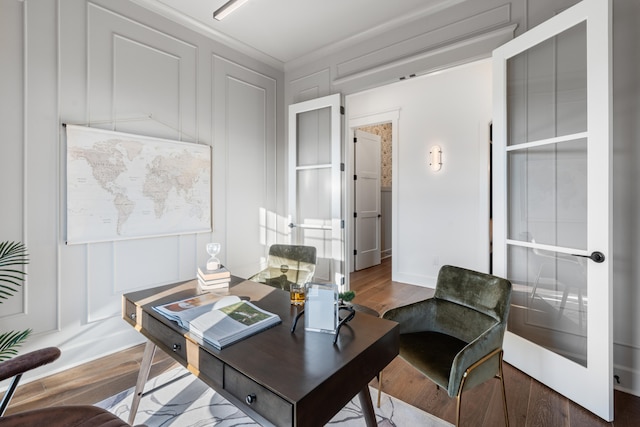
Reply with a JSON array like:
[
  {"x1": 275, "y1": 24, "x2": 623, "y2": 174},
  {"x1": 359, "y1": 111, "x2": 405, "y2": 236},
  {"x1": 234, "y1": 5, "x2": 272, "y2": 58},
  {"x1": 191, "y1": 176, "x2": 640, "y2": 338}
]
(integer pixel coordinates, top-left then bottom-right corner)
[{"x1": 65, "y1": 124, "x2": 211, "y2": 244}]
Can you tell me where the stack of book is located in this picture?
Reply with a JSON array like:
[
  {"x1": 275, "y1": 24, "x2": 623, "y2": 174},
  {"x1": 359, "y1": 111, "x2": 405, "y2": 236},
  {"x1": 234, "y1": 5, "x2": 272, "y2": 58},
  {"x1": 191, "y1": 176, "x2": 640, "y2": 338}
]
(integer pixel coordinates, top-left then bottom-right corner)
[{"x1": 198, "y1": 265, "x2": 231, "y2": 290}]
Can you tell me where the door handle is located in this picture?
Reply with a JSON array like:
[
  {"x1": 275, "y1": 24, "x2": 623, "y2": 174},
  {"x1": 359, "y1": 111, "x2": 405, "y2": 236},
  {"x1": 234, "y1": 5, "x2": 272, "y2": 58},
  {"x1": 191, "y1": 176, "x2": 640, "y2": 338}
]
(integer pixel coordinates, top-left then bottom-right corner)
[
  {"x1": 572, "y1": 251, "x2": 605, "y2": 263},
  {"x1": 288, "y1": 223, "x2": 296, "y2": 228}
]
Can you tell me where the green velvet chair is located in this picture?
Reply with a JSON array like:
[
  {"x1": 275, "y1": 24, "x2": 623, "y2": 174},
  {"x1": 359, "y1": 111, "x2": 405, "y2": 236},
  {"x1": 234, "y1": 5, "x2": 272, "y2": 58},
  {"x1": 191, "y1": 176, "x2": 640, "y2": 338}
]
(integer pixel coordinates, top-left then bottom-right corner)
[
  {"x1": 248, "y1": 244, "x2": 316, "y2": 291},
  {"x1": 379, "y1": 265, "x2": 512, "y2": 426}
]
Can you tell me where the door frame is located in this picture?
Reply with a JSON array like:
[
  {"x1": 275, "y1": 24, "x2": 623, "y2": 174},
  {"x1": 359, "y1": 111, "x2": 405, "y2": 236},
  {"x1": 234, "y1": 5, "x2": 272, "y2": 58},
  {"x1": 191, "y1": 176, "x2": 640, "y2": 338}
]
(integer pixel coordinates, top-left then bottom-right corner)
[{"x1": 346, "y1": 109, "x2": 399, "y2": 280}]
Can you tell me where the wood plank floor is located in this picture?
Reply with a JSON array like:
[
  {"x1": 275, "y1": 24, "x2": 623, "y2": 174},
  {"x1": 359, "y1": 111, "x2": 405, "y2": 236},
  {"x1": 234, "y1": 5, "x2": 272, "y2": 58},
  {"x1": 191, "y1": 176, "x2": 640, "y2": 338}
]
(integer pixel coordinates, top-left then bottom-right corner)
[{"x1": 5, "y1": 257, "x2": 640, "y2": 426}]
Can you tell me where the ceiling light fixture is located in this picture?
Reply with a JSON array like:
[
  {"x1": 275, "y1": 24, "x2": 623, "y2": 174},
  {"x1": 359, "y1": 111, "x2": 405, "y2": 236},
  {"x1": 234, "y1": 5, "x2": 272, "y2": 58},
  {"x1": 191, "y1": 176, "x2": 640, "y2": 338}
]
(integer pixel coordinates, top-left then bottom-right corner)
[{"x1": 213, "y1": 0, "x2": 249, "y2": 21}]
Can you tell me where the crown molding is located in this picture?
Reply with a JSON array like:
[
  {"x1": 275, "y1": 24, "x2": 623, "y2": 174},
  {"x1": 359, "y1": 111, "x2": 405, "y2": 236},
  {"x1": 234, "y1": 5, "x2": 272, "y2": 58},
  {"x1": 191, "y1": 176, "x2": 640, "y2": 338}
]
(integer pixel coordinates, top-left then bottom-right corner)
[{"x1": 128, "y1": 0, "x2": 284, "y2": 71}]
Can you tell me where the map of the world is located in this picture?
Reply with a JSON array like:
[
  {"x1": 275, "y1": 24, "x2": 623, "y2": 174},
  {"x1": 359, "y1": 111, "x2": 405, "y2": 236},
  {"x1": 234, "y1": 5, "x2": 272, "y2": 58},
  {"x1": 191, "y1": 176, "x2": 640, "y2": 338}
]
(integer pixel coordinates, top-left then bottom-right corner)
[{"x1": 66, "y1": 125, "x2": 211, "y2": 244}]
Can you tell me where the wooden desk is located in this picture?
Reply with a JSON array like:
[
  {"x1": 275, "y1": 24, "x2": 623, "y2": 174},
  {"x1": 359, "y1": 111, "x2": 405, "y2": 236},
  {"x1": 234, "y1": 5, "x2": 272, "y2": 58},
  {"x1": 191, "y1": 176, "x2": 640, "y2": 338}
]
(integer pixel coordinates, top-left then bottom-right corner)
[{"x1": 122, "y1": 278, "x2": 399, "y2": 427}]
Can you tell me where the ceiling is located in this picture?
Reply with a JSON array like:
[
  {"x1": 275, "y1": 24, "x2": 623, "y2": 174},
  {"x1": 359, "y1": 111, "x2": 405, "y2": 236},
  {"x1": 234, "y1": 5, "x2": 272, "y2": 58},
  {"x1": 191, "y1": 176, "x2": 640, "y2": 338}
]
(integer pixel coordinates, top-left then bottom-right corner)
[{"x1": 131, "y1": 0, "x2": 466, "y2": 67}]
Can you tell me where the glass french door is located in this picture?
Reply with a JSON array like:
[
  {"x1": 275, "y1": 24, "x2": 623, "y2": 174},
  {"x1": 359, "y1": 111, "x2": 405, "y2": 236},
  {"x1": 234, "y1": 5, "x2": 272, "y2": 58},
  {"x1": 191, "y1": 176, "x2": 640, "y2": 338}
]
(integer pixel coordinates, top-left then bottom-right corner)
[
  {"x1": 288, "y1": 94, "x2": 344, "y2": 285},
  {"x1": 493, "y1": 0, "x2": 612, "y2": 421}
]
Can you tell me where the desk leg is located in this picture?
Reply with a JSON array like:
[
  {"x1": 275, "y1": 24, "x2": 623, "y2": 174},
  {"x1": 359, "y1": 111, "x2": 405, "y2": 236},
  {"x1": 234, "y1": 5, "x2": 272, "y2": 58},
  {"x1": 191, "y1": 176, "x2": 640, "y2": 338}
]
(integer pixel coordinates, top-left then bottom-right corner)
[
  {"x1": 128, "y1": 340, "x2": 157, "y2": 425},
  {"x1": 358, "y1": 385, "x2": 377, "y2": 427}
]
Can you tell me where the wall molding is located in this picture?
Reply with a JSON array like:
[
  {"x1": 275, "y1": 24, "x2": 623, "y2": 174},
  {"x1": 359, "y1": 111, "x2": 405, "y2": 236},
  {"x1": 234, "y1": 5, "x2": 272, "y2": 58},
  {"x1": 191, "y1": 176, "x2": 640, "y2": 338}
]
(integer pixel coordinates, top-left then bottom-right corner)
[
  {"x1": 336, "y1": 4, "x2": 512, "y2": 80},
  {"x1": 333, "y1": 24, "x2": 517, "y2": 88}
]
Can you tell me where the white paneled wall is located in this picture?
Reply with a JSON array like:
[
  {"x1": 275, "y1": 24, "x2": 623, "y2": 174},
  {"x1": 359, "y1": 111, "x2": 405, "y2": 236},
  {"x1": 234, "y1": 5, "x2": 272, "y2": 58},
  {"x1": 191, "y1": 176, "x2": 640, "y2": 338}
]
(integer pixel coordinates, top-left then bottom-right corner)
[
  {"x1": 213, "y1": 55, "x2": 278, "y2": 279},
  {"x1": 0, "y1": 0, "x2": 282, "y2": 380}
]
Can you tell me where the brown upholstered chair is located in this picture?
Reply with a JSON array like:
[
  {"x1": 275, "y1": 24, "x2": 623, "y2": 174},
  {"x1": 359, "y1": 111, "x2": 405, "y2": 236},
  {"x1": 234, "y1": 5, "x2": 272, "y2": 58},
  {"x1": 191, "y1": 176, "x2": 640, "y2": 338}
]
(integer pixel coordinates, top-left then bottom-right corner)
[
  {"x1": 0, "y1": 347, "x2": 140, "y2": 427},
  {"x1": 379, "y1": 265, "x2": 512, "y2": 426}
]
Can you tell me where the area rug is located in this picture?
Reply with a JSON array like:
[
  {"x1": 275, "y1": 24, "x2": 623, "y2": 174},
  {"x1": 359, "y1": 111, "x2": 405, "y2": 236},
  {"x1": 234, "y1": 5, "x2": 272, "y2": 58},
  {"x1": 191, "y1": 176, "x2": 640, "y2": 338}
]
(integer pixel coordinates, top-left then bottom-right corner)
[{"x1": 97, "y1": 366, "x2": 452, "y2": 426}]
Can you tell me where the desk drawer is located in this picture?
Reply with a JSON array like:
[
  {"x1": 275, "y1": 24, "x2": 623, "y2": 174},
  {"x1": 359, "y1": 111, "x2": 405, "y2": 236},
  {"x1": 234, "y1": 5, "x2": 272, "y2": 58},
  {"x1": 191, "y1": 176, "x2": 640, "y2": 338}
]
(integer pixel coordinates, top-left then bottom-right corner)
[
  {"x1": 143, "y1": 313, "x2": 188, "y2": 364},
  {"x1": 224, "y1": 366, "x2": 292, "y2": 427},
  {"x1": 189, "y1": 346, "x2": 224, "y2": 389},
  {"x1": 123, "y1": 299, "x2": 137, "y2": 324}
]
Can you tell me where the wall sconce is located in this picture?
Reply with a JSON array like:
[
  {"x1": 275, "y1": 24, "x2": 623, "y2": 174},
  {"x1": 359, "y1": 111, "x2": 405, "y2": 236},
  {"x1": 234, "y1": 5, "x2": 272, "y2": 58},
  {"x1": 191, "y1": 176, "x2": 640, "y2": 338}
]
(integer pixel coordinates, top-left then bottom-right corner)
[{"x1": 429, "y1": 145, "x2": 442, "y2": 172}]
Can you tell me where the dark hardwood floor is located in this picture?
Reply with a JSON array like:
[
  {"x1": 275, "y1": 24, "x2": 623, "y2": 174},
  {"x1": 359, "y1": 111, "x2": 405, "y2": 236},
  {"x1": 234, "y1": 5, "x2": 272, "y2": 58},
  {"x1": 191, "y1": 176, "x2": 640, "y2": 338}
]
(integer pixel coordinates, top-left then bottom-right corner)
[{"x1": 6, "y1": 257, "x2": 640, "y2": 426}]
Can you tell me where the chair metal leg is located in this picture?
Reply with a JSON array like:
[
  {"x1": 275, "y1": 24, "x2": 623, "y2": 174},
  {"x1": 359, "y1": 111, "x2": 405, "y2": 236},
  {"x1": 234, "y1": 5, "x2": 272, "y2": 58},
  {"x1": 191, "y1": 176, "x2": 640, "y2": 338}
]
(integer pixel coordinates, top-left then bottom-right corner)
[
  {"x1": 376, "y1": 370, "x2": 382, "y2": 408},
  {"x1": 456, "y1": 348, "x2": 508, "y2": 427},
  {"x1": 498, "y1": 351, "x2": 509, "y2": 427},
  {"x1": 0, "y1": 373, "x2": 22, "y2": 416}
]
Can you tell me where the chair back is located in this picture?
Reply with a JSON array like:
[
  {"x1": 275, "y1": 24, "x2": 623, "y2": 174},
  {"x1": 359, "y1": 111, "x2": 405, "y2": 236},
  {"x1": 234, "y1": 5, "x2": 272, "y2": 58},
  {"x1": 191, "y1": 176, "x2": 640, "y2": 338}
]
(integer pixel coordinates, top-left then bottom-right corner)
[
  {"x1": 267, "y1": 244, "x2": 317, "y2": 285},
  {"x1": 435, "y1": 265, "x2": 512, "y2": 324}
]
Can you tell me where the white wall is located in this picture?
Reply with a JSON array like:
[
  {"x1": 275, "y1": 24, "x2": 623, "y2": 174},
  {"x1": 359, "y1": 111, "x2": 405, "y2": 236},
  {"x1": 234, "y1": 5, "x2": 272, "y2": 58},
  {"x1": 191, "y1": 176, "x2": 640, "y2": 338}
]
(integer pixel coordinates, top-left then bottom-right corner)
[
  {"x1": 348, "y1": 60, "x2": 492, "y2": 286},
  {"x1": 0, "y1": 0, "x2": 283, "y2": 381}
]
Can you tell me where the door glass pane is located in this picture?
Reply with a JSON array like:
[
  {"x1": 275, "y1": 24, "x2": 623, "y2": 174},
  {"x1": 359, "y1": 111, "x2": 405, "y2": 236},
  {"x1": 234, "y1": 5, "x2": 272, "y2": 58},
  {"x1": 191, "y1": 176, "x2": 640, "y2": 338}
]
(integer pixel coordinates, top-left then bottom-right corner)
[
  {"x1": 507, "y1": 245, "x2": 587, "y2": 366},
  {"x1": 297, "y1": 168, "x2": 331, "y2": 225},
  {"x1": 507, "y1": 138, "x2": 587, "y2": 249},
  {"x1": 297, "y1": 167, "x2": 332, "y2": 281},
  {"x1": 296, "y1": 107, "x2": 331, "y2": 166},
  {"x1": 505, "y1": 20, "x2": 589, "y2": 367},
  {"x1": 507, "y1": 22, "x2": 586, "y2": 145}
]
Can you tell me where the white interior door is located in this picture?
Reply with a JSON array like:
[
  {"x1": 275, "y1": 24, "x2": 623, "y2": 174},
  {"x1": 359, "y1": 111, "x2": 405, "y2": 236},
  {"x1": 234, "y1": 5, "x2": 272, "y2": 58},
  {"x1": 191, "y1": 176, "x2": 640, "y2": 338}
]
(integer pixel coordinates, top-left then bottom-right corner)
[
  {"x1": 288, "y1": 94, "x2": 344, "y2": 285},
  {"x1": 354, "y1": 130, "x2": 381, "y2": 271},
  {"x1": 493, "y1": 0, "x2": 612, "y2": 420}
]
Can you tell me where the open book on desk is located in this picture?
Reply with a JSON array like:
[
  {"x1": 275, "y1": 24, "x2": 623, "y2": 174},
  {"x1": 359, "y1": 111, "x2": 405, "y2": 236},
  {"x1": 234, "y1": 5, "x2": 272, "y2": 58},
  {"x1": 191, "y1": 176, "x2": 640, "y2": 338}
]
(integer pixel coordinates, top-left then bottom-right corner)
[{"x1": 153, "y1": 294, "x2": 281, "y2": 350}]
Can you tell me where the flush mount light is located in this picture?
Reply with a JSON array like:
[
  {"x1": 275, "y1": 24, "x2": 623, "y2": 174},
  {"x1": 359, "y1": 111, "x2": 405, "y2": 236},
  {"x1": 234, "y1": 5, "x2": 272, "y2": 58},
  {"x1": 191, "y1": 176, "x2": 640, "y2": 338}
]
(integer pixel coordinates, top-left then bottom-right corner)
[{"x1": 213, "y1": 0, "x2": 250, "y2": 21}]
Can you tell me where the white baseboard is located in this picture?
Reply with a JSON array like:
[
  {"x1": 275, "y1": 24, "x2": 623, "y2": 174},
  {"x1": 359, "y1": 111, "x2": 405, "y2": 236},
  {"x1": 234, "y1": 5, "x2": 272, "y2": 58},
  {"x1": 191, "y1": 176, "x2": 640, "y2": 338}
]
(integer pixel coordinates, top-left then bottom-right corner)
[{"x1": 614, "y1": 357, "x2": 640, "y2": 397}]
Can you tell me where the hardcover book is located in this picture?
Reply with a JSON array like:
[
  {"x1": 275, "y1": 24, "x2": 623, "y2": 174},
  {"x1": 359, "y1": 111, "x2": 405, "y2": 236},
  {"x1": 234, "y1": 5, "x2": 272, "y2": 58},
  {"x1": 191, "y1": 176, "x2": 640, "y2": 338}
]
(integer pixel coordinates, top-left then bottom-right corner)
[
  {"x1": 153, "y1": 294, "x2": 281, "y2": 350},
  {"x1": 198, "y1": 265, "x2": 231, "y2": 280}
]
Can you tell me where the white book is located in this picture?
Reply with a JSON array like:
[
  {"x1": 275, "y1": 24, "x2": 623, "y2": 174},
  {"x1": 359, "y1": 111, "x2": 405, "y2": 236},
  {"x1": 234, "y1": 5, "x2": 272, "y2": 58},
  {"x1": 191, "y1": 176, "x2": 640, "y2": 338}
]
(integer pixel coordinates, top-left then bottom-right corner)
[{"x1": 197, "y1": 276, "x2": 230, "y2": 290}]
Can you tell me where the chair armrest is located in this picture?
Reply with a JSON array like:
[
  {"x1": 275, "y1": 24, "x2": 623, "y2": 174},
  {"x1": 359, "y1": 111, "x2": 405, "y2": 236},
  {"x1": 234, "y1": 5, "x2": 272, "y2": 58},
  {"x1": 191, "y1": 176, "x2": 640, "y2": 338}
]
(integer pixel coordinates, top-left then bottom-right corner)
[
  {"x1": 382, "y1": 299, "x2": 438, "y2": 333},
  {"x1": 448, "y1": 323, "x2": 504, "y2": 397},
  {"x1": 0, "y1": 347, "x2": 61, "y2": 382}
]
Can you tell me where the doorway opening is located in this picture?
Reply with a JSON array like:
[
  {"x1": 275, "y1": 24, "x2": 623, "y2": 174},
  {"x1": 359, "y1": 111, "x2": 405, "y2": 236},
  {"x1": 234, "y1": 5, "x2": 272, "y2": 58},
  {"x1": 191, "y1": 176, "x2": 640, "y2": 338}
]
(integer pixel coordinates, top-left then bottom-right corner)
[
  {"x1": 351, "y1": 125, "x2": 393, "y2": 272},
  {"x1": 346, "y1": 108, "x2": 399, "y2": 278}
]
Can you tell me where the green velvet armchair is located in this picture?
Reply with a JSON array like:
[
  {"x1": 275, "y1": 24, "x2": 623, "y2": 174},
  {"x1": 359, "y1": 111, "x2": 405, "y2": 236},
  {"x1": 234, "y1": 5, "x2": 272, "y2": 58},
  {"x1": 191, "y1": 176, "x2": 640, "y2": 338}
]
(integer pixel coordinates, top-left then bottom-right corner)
[
  {"x1": 248, "y1": 244, "x2": 316, "y2": 291},
  {"x1": 380, "y1": 265, "x2": 512, "y2": 426}
]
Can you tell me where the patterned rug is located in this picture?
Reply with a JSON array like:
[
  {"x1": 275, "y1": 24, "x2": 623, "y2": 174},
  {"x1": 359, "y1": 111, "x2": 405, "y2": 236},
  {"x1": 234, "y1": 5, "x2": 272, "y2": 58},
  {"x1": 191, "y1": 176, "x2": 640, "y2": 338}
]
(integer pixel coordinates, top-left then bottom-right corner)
[{"x1": 98, "y1": 366, "x2": 452, "y2": 426}]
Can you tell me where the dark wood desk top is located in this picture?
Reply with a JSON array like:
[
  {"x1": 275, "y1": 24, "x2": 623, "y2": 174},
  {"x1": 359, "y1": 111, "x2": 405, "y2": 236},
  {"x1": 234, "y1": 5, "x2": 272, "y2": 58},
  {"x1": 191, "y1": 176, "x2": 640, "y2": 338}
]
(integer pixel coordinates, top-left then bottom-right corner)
[{"x1": 123, "y1": 277, "x2": 399, "y2": 427}]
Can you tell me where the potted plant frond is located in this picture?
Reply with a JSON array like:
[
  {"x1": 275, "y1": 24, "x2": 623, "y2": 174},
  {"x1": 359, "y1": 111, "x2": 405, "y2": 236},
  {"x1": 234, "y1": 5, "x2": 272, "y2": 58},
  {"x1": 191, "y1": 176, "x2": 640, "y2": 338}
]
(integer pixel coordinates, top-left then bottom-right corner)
[{"x1": 0, "y1": 241, "x2": 31, "y2": 361}]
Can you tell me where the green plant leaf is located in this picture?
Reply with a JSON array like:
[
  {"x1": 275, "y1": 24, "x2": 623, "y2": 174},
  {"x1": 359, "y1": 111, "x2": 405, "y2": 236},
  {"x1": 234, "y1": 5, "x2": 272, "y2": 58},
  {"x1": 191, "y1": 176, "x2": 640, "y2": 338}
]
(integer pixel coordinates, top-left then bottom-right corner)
[
  {"x1": 0, "y1": 241, "x2": 30, "y2": 360},
  {"x1": 339, "y1": 290, "x2": 356, "y2": 302},
  {"x1": 0, "y1": 329, "x2": 32, "y2": 361},
  {"x1": 0, "y1": 241, "x2": 28, "y2": 304}
]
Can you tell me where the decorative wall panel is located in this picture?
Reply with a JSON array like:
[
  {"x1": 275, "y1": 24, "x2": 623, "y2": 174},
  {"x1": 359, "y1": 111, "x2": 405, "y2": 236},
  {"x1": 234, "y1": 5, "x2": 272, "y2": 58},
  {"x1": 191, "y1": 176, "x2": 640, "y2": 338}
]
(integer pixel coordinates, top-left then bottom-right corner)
[{"x1": 213, "y1": 56, "x2": 277, "y2": 279}]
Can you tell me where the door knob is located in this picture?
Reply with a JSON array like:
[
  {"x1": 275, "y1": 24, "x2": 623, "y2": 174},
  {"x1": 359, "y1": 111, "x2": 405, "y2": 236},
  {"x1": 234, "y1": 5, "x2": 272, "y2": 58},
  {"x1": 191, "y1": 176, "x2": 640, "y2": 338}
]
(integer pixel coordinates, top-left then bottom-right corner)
[{"x1": 572, "y1": 251, "x2": 605, "y2": 263}]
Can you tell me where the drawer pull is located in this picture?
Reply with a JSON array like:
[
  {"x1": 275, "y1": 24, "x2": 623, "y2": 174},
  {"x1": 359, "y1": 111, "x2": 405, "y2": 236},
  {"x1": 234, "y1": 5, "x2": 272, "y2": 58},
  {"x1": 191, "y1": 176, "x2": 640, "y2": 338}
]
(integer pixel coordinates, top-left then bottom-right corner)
[
  {"x1": 129, "y1": 313, "x2": 136, "y2": 320},
  {"x1": 172, "y1": 343, "x2": 181, "y2": 352},
  {"x1": 245, "y1": 393, "x2": 257, "y2": 405}
]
